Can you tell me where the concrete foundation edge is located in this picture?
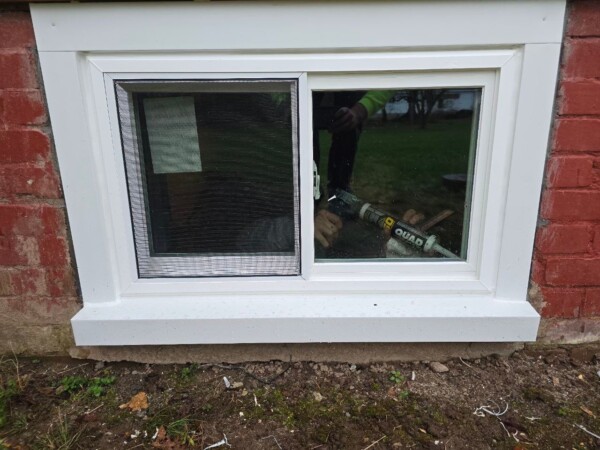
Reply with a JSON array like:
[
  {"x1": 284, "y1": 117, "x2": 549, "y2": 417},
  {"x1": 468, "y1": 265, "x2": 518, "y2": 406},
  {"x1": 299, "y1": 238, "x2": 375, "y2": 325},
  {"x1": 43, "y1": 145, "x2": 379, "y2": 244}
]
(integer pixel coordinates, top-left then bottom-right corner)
[{"x1": 1, "y1": 318, "x2": 598, "y2": 362}]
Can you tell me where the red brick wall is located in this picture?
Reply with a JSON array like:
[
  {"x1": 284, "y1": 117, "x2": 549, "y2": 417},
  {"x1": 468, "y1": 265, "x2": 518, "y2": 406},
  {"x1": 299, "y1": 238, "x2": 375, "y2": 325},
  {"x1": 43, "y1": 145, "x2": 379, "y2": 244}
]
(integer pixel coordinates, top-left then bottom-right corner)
[
  {"x1": 0, "y1": 8, "x2": 79, "y2": 353},
  {"x1": 532, "y1": 0, "x2": 600, "y2": 322}
]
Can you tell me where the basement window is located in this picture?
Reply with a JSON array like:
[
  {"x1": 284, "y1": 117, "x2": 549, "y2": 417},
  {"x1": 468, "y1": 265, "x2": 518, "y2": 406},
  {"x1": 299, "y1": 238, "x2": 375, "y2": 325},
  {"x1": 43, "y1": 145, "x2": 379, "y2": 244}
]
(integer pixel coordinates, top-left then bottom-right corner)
[{"x1": 32, "y1": 0, "x2": 565, "y2": 345}]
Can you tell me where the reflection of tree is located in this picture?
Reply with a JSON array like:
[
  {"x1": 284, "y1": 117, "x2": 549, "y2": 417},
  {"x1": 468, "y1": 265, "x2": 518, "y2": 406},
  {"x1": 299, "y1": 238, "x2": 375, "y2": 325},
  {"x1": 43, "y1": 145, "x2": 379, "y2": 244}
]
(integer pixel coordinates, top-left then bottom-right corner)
[{"x1": 399, "y1": 89, "x2": 447, "y2": 129}]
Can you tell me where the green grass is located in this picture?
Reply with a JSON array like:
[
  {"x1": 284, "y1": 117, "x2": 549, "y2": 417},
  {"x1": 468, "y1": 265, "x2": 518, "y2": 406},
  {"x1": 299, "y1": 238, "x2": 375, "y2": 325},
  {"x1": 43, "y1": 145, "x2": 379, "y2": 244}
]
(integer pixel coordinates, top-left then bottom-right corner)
[
  {"x1": 59, "y1": 375, "x2": 116, "y2": 398},
  {"x1": 319, "y1": 118, "x2": 474, "y2": 205}
]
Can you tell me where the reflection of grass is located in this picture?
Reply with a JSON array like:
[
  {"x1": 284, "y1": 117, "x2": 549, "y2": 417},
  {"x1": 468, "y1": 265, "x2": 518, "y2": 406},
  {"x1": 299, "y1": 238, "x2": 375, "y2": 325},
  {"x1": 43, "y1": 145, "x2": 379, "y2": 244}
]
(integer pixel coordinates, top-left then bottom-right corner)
[
  {"x1": 319, "y1": 118, "x2": 472, "y2": 204},
  {"x1": 317, "y1": 118, "x2": 474, "y2": 256}
]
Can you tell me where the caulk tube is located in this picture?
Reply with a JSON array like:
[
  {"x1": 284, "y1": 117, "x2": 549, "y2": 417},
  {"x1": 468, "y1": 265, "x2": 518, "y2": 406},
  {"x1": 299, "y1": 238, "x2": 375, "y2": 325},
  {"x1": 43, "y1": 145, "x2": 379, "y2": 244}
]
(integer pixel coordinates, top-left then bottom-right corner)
[{"x1": 359, "y1": 202, "x2": 458, "y2": 258}]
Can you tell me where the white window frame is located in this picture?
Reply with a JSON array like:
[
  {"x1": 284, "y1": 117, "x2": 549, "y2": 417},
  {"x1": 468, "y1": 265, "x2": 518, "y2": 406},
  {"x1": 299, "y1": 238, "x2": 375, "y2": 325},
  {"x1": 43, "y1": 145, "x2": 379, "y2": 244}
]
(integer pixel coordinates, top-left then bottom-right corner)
[{"x1": 31, "y1": 0, "x2": 565, "y2": 345}]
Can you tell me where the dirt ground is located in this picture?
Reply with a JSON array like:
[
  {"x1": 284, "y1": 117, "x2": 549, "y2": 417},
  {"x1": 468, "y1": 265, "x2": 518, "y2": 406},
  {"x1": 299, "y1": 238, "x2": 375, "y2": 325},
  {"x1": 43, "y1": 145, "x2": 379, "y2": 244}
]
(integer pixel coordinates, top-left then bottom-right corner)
[{"x1": 1, "y1": 344, "x2": 600, "y2": 449}]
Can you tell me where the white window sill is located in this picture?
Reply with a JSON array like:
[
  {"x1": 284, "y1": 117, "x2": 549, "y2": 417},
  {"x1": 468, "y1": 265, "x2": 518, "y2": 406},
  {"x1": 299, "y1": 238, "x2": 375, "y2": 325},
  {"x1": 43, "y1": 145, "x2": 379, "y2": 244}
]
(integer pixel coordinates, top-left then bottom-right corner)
[{"x1": 72, "y1": 296, "x2": 540, "y2": 345}]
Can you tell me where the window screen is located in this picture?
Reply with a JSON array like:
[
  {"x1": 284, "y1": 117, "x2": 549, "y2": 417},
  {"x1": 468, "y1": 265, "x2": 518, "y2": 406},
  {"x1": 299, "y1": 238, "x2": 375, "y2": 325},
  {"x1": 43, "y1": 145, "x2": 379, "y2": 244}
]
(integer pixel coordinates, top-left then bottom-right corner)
[
  {"x1": 313, "y1": 88, "x2": 480, "y2": 261},
  {"x1": 116, "y1": 80, "x2": 300, "y2": 277}
]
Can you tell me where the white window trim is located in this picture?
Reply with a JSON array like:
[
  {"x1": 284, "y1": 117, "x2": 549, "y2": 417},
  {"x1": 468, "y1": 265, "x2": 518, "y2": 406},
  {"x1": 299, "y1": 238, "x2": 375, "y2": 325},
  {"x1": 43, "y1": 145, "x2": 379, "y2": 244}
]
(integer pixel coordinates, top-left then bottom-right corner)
[{"x1": 31, "y1": 1, "x2": 565, "y2": 345}]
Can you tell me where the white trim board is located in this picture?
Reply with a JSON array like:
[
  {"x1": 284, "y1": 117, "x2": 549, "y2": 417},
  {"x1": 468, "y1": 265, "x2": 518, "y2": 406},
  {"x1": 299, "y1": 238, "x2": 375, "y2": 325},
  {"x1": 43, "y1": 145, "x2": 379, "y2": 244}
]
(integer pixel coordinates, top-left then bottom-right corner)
[{"x1": 31, "y1": 1, "x2": 566, "y2": 345}]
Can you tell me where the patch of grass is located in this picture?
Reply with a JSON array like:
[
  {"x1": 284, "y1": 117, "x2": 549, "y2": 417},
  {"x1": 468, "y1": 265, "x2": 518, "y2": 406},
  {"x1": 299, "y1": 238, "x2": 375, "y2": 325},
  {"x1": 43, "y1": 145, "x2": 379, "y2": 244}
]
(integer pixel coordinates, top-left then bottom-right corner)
[
  {"x1": 166, "y1": 418, "x2": 196, "y2": 446},
  {"x1": 59, "y1": 374, "x2": 116, "y2": 398},
  {"x1": 0, "y1": 356, "x2": 27, "y2": 430},
  {"x1": 179, "y1": 364, "x2": 199, "y2": 381},
  {"x1": 0, "y1": 379, "x2": 19, "y2": 429},
  {"x1": 35, "y1": 410, "x2": 82, "y2": 450}
]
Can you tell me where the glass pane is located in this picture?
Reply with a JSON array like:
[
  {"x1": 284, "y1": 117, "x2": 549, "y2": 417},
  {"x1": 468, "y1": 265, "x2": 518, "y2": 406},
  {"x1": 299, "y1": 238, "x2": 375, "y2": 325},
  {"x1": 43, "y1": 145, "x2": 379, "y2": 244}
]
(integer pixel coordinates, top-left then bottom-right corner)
[
  {"x1": 313, "y1": 88, "x2": 480, "y2": 261},
  {"x1": 116, "y1": 80, "x2": 300, "y2": 277}
]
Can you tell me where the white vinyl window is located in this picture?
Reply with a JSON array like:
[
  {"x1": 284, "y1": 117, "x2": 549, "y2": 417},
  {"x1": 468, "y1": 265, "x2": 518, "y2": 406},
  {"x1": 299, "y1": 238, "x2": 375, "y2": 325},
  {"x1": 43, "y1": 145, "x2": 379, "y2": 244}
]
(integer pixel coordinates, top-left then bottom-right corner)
[{"x1": 32, "y1": 0, "x2": 565, "y2": 345}]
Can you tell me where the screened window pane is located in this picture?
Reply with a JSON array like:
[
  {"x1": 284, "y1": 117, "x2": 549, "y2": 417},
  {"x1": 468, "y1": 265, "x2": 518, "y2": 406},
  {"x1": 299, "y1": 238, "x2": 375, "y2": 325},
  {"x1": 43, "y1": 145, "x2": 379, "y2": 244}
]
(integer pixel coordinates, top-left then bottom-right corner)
[
  {"x1": 313, "y1": 88, "x2": 480, "y2": 261},
  {"x1": 116, "y1": 80, "x2": 300, "y2": 277}
]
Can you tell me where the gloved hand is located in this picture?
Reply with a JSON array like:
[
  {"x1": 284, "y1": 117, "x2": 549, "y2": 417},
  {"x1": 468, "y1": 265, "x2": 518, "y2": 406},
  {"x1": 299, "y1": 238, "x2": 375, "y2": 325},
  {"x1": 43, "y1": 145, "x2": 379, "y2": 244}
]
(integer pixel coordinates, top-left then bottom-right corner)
[{"x1": 329, "y1": 103, "x2": 368, "y2": 134}]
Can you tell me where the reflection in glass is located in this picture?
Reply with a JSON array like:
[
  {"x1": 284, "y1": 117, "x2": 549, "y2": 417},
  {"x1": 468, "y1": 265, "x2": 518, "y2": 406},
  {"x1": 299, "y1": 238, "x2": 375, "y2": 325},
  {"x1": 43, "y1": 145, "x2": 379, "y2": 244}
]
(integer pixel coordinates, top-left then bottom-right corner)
[
  {"x1": 116, "y1": 80, "x2": 300, "y2": 277},
  {"x1": 313, "y1": 88, "x2": 480, "y2": 261}
]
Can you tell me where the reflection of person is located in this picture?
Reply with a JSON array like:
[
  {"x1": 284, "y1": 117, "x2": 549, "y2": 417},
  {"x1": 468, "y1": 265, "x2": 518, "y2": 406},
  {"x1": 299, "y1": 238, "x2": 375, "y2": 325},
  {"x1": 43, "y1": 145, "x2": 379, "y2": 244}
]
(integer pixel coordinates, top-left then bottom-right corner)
[{"x1": 313, "y1": 90, "x2": 395, "y2": 248}]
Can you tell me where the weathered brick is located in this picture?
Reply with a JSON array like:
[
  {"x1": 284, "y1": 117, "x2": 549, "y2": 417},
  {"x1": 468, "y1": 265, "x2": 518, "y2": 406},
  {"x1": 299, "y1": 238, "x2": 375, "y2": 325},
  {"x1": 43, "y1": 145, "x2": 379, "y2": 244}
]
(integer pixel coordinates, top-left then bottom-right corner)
[
  {"x1": 0, "y1": 204, "x2": 44, "y2": 236},
  {"x1": 0, "y1": 296, "x2": 80, "y2": 325},
  {"x1": 540, "y1": 287, "x2": 584, "y2": 318},
  {"x1": 39, "y1": 206, "x2": 66, "y2": 235},
  {"x1": 546, "y1": 257, "x2": 600, "y2": 286},
  {"x1": 536, "y1": 224, "x2": 591, "y2": 254},
  {"x1": 560, "y1": 81, "x2": 600, "y2": 115},
  {"x1": 0, "y1": 13, "x2": 34, "y2": 49},
  {"x1": 582, "y1": 288, "x2": 600, "y2": 316},
  {"x1": 0, "y1": 51, "x2": 37, "y2": 89},
  {"x1": 0, "y1": 236, "x2": 38, "y2": 266},
  {"x1": 546, "y1": 156, "x2": 593, "y2": 188},
  {"x1": 0, "y1": 270, "x2": 14, "y2": 296},
  {"x1": 564, "y1": 39, "x2": 600, "y2": 79},
  {"x1": 568, "y1": 0, "x2": 600, "y2": 37},
  {"x1": 10, "y1": 268, "x2": 47, "y2": 295},
  {"x1": 1, "y1": 90, "x2": 46, "y2": 125},
  {"x1": 39, "y1": 236, "x2": 68, "y2": 267},
  {"x1": 541, "y1": 190, "x2": 600, "y2": 221},
  {"x1": 554, "y1": 119, "x2": 600, "y2": 152},
  {"x1": 0, "y1": 129, "x2": 50, "y2": 163},
  {"x1": 46, "y1": 267, "x2": 77, "y2": 297},
  {"x1": 0, "y1": 165, "x2": 61, "y2": 199},
  {"x1": 530, "y1": 255, "x2": 546, "y2": 285},
  {"x1": 593, "y1": 225, "x2": 600, "y2": 253}
]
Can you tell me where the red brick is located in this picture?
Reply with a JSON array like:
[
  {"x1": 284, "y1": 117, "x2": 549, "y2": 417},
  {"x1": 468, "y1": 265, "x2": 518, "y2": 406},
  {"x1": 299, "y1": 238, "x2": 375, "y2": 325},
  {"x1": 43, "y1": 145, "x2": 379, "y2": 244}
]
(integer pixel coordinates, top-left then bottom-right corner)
[
  {"x1": 1, "y1": 90, "x2": 46, "y2": 125},
  {"x1": 0, "y1": 204, "x2": 44, "y2": 236},
  {"x1": 0, "y1": 51, "x2": 37, "y2": 89},
  {"x1": 546, "y1": 257, "x2": 600, "y2": 286},
  {"x1": 560, "y1": 81, "x2": 600, "y2": 115},
  {"x1": 39, "y1": 236, "x2": 68, "y2": 267},
  {"x1": 583, "y1": 288, "x2": 600, "y2": 316},
  {"x1": 530, "y1": 255, "x2": 545, "y2": 285},
  {"x1": 0, "y1": 129, "x2": 50, "y2": 163},
  {"x1": 39, "y1": 206, "x2": 66, "y2": 235},
  {"x1": 554, "y1": 119, "x2": 600, "y2": 152},
  {"x1": 536, "y1": 224, "x2": 591, "y2": 254},
  {"x1": 540, "y1": 287, "x2": 584, "y2": 318},
  {"x1": 0, "y1": 236, "x2": 38, "y2": 266},
  {"x1": 541, "y1": 190, "x2": 600, "y2": 221},
  {"x1": 593, "y1": 226, "x2": 600, "y2": 252},
  {"x1": 568, "y1": 0, "x2": 600, "y2": 37},
  {"x1": 0, "y1": 13, "x2": 34, "y2": 49},
  {"x1": 0, "y1": 165, "x2": 61, "y2": 199},
  {"x1": 564, "y1": 39, "x2": 600, "y2": 79},
  {"x1": 46, "y1": 267, "x2": 77, "y2": 297},
  {"x1": 546, "y1": 156, "x2": 593, "y2": 188}
]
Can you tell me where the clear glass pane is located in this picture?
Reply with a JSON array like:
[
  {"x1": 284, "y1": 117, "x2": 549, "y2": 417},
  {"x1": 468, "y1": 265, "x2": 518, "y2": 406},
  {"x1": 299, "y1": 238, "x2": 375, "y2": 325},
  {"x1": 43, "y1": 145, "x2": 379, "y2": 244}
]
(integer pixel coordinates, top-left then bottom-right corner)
[
  {"x1": 116, "y1": 80, "x2": 300, "y2": 277},
  {"x1": 313, "y1": 88, "x2": 480, "y2": 261}
]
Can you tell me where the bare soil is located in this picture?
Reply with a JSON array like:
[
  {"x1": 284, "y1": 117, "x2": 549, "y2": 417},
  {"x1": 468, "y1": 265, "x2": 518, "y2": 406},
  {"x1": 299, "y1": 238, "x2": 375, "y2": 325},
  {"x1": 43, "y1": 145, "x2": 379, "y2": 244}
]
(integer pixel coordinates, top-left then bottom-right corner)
[{"x1": 1, "y1": 344, "x2": 600, "y2": 449}]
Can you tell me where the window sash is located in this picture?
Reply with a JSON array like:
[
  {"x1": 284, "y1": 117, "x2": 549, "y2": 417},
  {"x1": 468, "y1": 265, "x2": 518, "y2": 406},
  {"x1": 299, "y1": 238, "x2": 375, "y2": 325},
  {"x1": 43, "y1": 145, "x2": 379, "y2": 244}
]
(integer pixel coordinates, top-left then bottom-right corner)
[{"x1": 115, "y1": 79, "x2": 301, "y2": 277}]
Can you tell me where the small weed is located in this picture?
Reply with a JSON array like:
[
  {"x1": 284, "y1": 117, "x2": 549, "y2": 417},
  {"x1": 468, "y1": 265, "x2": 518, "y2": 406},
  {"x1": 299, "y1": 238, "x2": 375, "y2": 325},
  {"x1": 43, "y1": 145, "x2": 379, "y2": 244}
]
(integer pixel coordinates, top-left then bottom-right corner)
[
  {"x1": 167, "y1": 418, "x2": 196, "y2": 445},
  {"x1": 60, "y1": 375, "x2": 116, "y2": 397},
  {"x1": 179, "y1": 364, "x2": 198, "y2": 380},
  {"x1": 397, "y1": 390, "x2": 410, "y2": 400},
  {"x1": 389, "y1": 370, "x2": 405, "y2": 384}
]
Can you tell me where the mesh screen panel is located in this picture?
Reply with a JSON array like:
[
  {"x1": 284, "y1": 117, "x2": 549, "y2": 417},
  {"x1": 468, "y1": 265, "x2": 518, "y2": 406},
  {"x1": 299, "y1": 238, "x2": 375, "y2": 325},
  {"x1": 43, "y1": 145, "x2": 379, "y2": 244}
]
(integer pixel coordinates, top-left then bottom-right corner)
[{"x1": 115, "y1": 80, "x2": 300, "y2": 277}]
